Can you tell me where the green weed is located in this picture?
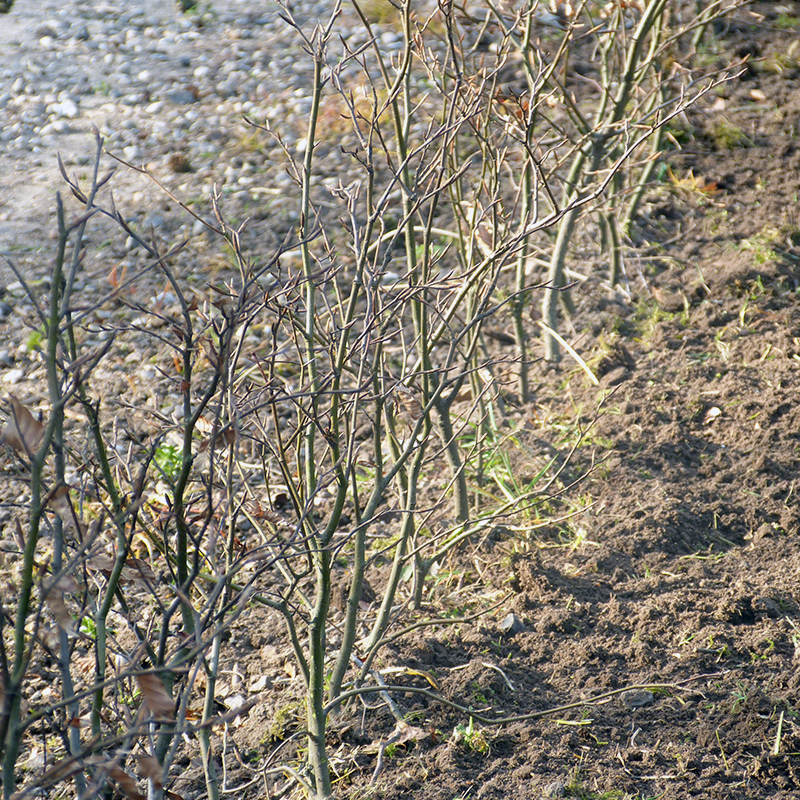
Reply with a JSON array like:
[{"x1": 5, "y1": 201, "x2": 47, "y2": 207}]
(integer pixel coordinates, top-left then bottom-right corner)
[
  {"x1": 452, "y1": 717, "x2": 490, "y2": 755},
  {"x1": 710, "y1": 117, "x2": 752, "y2": 150},
  {"x1": 153, "y1": 442, "x2": 182, "y2": 481}
]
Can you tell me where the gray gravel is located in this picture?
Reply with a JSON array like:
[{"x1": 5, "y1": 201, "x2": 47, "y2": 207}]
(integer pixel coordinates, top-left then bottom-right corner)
[
  {"x1": 0, "y1": 0, "x2": 396, "y2": 264},
  {"x1": 1, "y1": 0, "x2": 340, "y2": 156}
]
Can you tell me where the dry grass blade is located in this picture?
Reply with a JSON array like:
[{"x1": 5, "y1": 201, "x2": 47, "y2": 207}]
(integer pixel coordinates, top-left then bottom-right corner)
[
  {"x1": 135, "y1": 672, "x2": 175, "y2": 720},
  {"x1": 1, "y1": 394, "x2": 44, "y2": 454},
  {"x1": 537, "y1": 321, "x2": 599, "y2": 386}
]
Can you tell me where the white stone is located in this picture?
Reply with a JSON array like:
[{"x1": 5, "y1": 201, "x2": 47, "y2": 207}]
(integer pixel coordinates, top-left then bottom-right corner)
[{"x1": 4, "y1": 369, "x2": 25, "y2": 385}]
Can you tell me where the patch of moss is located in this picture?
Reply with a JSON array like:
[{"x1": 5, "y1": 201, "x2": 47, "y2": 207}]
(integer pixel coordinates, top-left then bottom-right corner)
[
  {"x1": 710, "y1": 117, "x2": 752, "y2": 150},
  {"x1": 261, "y1": 701, "x2": 302, "y2": 746}
]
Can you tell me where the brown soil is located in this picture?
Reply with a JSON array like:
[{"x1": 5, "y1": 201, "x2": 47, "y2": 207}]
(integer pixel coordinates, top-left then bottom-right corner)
[{"x1": 2, "y1": 3, "x2": 800, "y2": 800}]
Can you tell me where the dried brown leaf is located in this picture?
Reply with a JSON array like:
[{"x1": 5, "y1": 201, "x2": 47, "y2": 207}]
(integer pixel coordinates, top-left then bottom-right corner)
[
  {"x1": 246, "y1": 498, "x2": 264, "y2": 518},
  {"x1": 390, "y1": 720, "x2": 428, "y2": 746},
  {"x1": 108, "y1": 261, "x2": 128, "y2": 292},
  {"x1": 14, "y1": 518, "x2": 25, "y2": 550},
  {"x1": 53, "y1": 573, "x2": 80, "y2": 594},
  {"x1": 47, "y1": 484, "x2": 72, "y2": 519},
  {"x1": 124, "y1": 558, "x2": 156, "y2": 587},
  {"x1": 87, "y1": 553, "x2": 116, "y2": 575},
  {"x1": 44, "y1": 589, "x2": 75, "y2": 634},
  {"x1": 107, "y1": 764, "x2": 145, "y2": 800},
  {"x1": 135, "y1": 673, "x2": 175, "y2": 720},
  {"x1": 1, "y1": 394, "x2": 44, "y2": 454},
  {"x1": 397, "y1": 391, "x2": 423, "y2": 421},
  {"x1": 197, "y1": 426, "x2": 236, "y2": 454},
  {"x1": 199, "y1": 336, "x2": 219, "y2": 368},
  {"x1": 87, "y1": 554, "x2": 156, "y2": 587},
  {"x1": 171, "y1": 351, "x2": 184, "y2": 374},
  {"x1": 133, "y1": 753, "x2": 163, "y2": 788}
]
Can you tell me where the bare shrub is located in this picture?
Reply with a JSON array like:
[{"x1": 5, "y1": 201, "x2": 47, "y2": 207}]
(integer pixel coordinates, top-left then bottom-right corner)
[{"x1": 0, "y1": 2, "x2": 750, "y2": 799}]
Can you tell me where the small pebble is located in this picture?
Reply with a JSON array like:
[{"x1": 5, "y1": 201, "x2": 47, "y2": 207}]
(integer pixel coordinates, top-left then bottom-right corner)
[
  {"x1": 141, "y1": 211, "x2": 166, "y2": 229},
  {"x1": 500, "y1": 612, "x2": 525, "y2": 636},
  {"x1": 4, "y1": 368, "x2": 25, "y2": 385},
  {"x1": 541, "y1": 779, "x2": 566, "y2": 799},
  {"x1": 165, "y1": 88, "x2": 198, "y2": 104},
  {"x1": 620, "y1": 689, "x2": 655, "y2": 709},
  {"x1": 50, "y1": 98, "x2": 79, "y2": 118}
]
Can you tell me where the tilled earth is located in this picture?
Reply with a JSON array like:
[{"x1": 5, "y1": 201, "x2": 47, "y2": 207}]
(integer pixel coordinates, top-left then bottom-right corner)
[{"x1": 2, "y1": 2, "x2": 800, "y2": 800}]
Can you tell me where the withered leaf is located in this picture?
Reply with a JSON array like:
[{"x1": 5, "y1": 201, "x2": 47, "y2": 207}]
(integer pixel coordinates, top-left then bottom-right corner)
[
  {"x1": 135, "y1": 673, "x2": 175, "y2": 720},
  {"x1": 397, "y1": 391, "x2": 423, "y2": 420},
  {"x1": 47, "y1": 484, "x2": 72, "y2": 519},
  {"x1": 125, "y1": 558, "x2": 156, "y2": 586},
  {"x1": 133, "y1": 753, "x2": 163, "y2": 789},
  {"x1": 198, "y1": 427, "x2": 236, "y2": 454},
  {"x1": 87, "y1": 554, "x2": 156, "y2": 587},
  {"x1": 106, "y1": 764, "x2": 145, "y2": 800},
  {"x1": 199, "y1": 337, "x2": 220, "y2": 368},
  {"x1": 196, "y1": 415, "x2": 236, "y2": 452},
  {"x1": 14, "y1": 518, "x2": 25, "y2": 550},
  {"x1": 388, "y1": 720, "x2": 428, "y2": 746},
  {"x1": 86, "y1": 554, "x2": 116, "y2": 575},
  {"x1": 44, "y1": 589, "x2": 75, "y2": 634},
  {"x1": 52, "y1": 573, "x2": 81, "y2": 594},
  {"x1": 172, "y1": 351, "x2": 183, "y2": 374},
  {"x1": 195, "y1": 415, "x2": 214, "y2": 435},
  {"x1": 1, "y1": 395, "x2": 44, "y2": 454}
]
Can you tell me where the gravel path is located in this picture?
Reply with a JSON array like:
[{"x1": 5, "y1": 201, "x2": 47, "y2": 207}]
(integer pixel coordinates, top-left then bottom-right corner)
[{"x1": 0, "y1": 0, "x2": 372, "y2": 278}]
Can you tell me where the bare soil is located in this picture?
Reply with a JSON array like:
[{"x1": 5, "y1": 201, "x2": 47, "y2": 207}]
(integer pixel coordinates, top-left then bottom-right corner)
[{"x1": 2, "y1": 3, "x2": 800, "y2": 800}]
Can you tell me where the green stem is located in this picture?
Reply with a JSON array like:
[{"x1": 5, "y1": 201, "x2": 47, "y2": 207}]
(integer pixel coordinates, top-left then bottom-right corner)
[
  {"x1": 307, "y1": 548, "x2": 333, "y2": 799},
  {"x1": 199, "y1": 635, "x2": 221, "y2": 800},
  {"x1": 514, "y1": 159, "x2": 533, "y2": 400},
  {"x1": 362, "y1": 438, "x2": 426, "y2": 652}
]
